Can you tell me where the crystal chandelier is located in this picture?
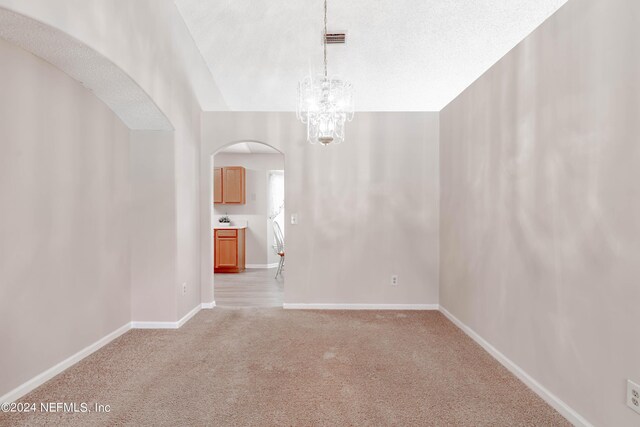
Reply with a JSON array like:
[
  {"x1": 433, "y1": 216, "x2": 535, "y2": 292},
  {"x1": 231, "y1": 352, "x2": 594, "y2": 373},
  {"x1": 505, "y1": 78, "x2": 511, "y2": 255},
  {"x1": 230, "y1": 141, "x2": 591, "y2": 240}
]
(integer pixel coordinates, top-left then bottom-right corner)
[{"x1": 297, "y1": 0, "x2": 354, "y2": 145}]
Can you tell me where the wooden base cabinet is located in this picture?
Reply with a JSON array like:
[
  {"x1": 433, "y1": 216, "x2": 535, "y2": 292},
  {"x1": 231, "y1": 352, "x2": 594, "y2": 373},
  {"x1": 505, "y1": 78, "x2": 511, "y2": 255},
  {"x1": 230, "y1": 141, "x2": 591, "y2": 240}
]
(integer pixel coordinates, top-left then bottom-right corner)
[{"x1": 214, "y1": 228, "x2": 245, "y2": 273}]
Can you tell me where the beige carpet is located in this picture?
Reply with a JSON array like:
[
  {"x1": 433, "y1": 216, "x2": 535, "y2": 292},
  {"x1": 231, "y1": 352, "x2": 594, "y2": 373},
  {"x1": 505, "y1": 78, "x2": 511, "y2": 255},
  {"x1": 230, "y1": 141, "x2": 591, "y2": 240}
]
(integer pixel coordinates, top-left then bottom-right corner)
[{"x1": 1, "y1": 309, "x2": 568, "y2": 426}]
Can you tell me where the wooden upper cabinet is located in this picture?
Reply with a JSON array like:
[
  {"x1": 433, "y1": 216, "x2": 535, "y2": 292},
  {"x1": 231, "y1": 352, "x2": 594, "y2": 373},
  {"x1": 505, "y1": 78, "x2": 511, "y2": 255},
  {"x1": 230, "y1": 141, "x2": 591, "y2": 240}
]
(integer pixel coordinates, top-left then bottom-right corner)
[
  {"x1": 213, "y1": 168, "x2": 223, "y2": 204},
  {"x1": 213, "y1": 166, "x2": 246, "y2": 204},
  {"x1": 215, "y1": 166, "x2": 245, "y2": 204}
]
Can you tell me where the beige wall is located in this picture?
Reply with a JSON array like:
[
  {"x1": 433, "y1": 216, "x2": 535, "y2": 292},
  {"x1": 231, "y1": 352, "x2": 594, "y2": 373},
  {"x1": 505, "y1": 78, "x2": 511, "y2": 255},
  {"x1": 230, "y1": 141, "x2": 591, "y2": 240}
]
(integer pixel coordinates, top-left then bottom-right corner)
[
  {"x1": 0, "y1": 39, "x2": 131, "y2": 397},
  {"x1": 213, "y1": 153, "x2": 284, "y2": 266},
  {"x1": 201, "y1": 112, "x2": 440, "y2": 306},
  {"x1": 440, "y1": 1, "x2": 640, "y2": 425},
  {"x1": 5, "y1": 2, "x2": 638, "y2": 423},
  {"x1": 0, "y1": 0, "x2": 228, "y2": 322},
  {"x1": 129, "y1": 131, "x2": 177, "y2": 321}
]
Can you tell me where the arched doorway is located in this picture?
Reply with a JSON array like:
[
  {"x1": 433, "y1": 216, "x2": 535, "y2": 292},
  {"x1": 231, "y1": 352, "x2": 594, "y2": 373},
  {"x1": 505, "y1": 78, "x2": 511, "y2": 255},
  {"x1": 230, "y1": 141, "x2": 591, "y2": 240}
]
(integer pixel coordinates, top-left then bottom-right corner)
[{"x1": 209, "y1": 141, "x2": 285, "y2": 307}]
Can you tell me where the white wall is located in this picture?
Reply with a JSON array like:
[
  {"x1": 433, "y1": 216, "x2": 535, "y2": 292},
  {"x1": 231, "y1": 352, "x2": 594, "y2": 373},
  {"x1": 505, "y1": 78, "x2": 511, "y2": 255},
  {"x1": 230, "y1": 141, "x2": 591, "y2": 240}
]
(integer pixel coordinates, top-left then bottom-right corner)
[
  {"x1": 7, "y1": 4, "x2": 637, "y2": 424},
  {"x1": 201, "y1": 112, "x2": 440, "y2": 307},
  {"x1": 0, "y1": 39, "x2": 130, "y2": 397},
  {"x1": 0, "y1": 0, "x2": 229, "y2": 321},
  {"x1": 130, "y1": 131, "x2": 177, "y2": 321},
  {"x1": 440, "y1": 1, "x2": 640, "y2": 425},
  {"x1": 213, "y1": 153, "x2": 284, "y2": 267}
]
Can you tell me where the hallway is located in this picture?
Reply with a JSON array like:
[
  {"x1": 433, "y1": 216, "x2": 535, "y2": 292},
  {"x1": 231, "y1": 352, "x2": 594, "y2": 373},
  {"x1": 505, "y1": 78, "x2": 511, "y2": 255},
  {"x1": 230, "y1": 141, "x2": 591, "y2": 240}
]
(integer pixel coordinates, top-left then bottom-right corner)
[{"x1": 214, "y1": 268, "x2": 284, "y2": 307}]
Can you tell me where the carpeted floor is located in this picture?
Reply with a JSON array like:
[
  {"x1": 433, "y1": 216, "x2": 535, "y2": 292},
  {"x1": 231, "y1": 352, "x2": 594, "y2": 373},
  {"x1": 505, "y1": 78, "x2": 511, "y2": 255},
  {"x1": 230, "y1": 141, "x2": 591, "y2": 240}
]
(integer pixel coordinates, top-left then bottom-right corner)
[{"x1": 1, "y1": 309, "x2": 569, "y2": 426}]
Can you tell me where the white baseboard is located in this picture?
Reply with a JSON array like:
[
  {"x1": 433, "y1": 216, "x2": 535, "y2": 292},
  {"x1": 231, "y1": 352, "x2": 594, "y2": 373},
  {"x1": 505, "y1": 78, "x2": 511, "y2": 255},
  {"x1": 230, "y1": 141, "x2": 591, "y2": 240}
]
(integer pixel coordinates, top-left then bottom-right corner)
[
  {"x1": 201, "y1": 301, "x2": 216, "y2": 309},
  {"x1": 283, "y1": 303, "x2": 440, "y2": 310},
  {"x1": 1, "y1": 302, "x2": 212, "y2": 404},
  {"x1": 3, "y1": 300, "x2": 590, "y2": 427},
  {"x1": 177, "y1": 304, "x2": 201, "y2": 327},
  {"x1": 439, "y1": 306, "x2": 592, "y2": 427},
  {"x1": 130, "y1": 321, "x2": 180, "y2": 329},
  {"x1": 0, "y1": 322, "x2": 131, "y2": 404},
  {"x1": 131, "y1": 304, "x2": 202, "y2": 329},
  {"x1": 245, "y1": 263, "x2": 279, "y2": 269}
]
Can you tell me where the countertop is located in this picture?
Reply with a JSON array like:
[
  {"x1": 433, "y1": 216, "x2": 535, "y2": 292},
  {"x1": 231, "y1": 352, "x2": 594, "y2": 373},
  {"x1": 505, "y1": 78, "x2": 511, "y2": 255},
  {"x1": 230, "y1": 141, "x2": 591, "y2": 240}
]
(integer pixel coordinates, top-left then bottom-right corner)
[{"x1": 214, "y1": 225, "x2": 247, "y2": 230}]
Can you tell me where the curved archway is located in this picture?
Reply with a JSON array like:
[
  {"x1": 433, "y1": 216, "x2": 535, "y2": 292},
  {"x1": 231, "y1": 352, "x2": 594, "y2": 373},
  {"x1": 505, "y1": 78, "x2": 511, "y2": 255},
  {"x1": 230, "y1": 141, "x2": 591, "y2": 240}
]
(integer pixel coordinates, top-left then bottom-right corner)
[
  {"x1": 0, "y1": 7, "x2": 172, "y2": 130},
  {"x1": 214, "y1": 140, "x2": 285, "y2": 156},
  {"x1": 208, "y1": 140, "x2": 285, "y2": 307}
]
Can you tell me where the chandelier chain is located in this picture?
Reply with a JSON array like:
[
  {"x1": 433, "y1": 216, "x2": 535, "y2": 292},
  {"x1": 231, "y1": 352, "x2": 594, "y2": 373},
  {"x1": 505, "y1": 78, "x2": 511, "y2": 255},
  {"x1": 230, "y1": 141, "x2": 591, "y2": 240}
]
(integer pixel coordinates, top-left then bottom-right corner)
[
  {"x1": 323, "y1": 0, "x2": 328, "y2": 78},
  {"x1": 297, "y1": 0, "x2": 354, "y2": 145}
]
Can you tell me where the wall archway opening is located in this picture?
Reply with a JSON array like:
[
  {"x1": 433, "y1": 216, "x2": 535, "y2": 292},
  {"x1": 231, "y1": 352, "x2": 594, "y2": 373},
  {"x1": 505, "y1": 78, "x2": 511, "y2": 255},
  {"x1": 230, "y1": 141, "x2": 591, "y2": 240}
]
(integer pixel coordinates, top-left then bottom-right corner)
[{"x1": 209, "y1": 141, "x2": 285, "y2": 307}]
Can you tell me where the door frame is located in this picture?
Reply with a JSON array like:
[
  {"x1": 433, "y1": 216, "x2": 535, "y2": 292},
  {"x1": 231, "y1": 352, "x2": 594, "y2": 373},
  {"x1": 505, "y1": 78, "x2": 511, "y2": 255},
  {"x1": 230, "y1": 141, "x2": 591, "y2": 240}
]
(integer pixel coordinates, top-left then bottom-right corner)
[{"x1": 208, "y1": 140, "x2": 285, "y2": 307}]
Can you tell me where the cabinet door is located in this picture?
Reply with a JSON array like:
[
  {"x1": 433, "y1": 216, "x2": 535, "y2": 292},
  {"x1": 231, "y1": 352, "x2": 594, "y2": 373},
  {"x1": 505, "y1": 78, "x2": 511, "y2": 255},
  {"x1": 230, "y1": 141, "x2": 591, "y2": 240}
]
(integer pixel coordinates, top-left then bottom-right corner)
[
  {"x1": 215, "y1": 237, "x2": 238, "y2": 268},
  {"x1": 223, "y1": 167, "x2": 245, "y2": 204},
  {"x1": 237, "y1": 228, "x2": 245, "y2": 271},
  {"x1": 213, "y1": 167, "x2": 223, "y2": 204}
]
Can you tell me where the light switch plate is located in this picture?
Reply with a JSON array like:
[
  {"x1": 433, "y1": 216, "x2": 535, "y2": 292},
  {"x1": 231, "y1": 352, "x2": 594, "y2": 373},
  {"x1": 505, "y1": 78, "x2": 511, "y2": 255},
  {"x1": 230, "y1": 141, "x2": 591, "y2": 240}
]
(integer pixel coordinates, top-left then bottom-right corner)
[{"x1": 291, "y1": 214, "x2": 298, "y2": 225}]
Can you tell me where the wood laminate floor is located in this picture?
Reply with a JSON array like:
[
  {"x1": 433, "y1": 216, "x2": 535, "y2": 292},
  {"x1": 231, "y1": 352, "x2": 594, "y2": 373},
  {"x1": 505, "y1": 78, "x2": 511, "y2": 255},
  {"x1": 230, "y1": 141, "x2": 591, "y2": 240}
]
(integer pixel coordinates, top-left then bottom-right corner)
[{"x1": 214, "y1": 268, "x2": 284, "y2": 307}]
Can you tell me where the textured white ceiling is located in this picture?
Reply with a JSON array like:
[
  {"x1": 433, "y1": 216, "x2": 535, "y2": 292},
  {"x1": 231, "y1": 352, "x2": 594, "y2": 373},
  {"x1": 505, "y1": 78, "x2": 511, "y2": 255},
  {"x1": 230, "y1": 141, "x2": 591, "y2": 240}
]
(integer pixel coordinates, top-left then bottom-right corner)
[
  {"x1": 176, "y1": 0, "x2": 568, "y2": 111},
  {"x1": 219, "y1": 142, "x2": 281, "y2": 154},
  {"x1": 0, "y1": 7, "x2": 173, "y2": 130}
]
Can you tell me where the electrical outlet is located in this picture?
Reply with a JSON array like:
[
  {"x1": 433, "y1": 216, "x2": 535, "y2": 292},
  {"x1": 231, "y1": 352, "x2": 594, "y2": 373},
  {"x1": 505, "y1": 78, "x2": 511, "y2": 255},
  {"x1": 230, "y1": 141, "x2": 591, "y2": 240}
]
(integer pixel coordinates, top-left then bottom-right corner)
[
  {"x1": 628, "y1": 379, "x2": 640, "y2": 415},
  {"x1": 182, "y1": 283, "x2": 187, "y2": 296},
  {"x1": 391, "y1": 275, "x2": 398, "y2": 286}
]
